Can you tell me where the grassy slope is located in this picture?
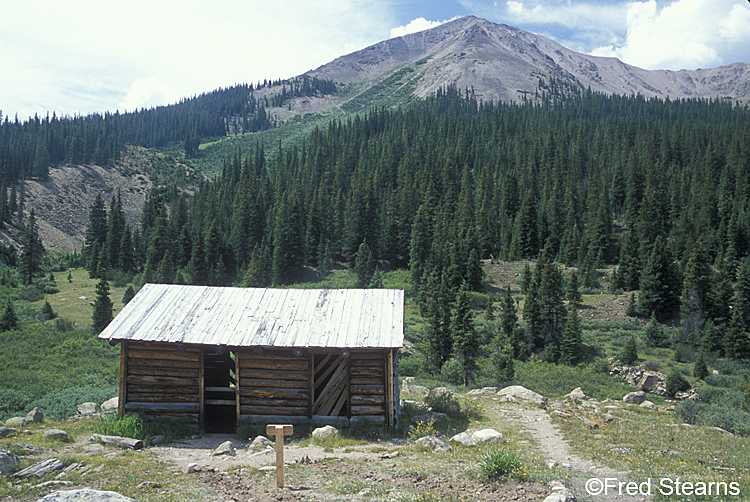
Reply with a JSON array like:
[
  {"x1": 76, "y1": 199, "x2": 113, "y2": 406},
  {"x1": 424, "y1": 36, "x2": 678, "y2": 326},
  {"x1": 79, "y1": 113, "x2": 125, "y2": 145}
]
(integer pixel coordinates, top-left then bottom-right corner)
[{"x1": 35, "y1": 268, "x2": 129, "y2": 330}]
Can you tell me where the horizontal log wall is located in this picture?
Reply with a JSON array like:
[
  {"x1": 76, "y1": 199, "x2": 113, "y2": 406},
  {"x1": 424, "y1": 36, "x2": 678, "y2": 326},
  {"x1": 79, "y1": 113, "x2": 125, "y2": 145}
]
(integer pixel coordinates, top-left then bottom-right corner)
[
  {"x1": 349, "y1": 350, "x2": 386, "y2": 419},
  {"x1": 124, "y1": 341, "x2": 200, "y2": 424},
  {"x1": 237, "y1": 348, "x2": 309, "y2": 416}
]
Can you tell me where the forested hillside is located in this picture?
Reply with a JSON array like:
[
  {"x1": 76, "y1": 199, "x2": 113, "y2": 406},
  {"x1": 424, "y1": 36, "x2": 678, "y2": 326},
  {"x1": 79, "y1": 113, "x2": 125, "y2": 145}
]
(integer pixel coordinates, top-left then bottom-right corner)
[{"x1": 74, "y1": 84, "x2": 750, "y2": 367}]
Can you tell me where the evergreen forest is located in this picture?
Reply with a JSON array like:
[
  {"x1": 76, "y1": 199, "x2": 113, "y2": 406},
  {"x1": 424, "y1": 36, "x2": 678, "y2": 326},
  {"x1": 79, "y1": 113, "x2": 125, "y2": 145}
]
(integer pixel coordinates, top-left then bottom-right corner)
[{"x1": 2, "y1": 83, "x2": 750, "y2": 436}]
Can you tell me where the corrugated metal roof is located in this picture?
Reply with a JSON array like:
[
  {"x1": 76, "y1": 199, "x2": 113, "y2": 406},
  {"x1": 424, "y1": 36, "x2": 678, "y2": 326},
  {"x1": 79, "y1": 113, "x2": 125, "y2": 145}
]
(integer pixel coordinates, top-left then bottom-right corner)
[{"x1": 98, "y1": 284, "x2": 404, "y2": 349}]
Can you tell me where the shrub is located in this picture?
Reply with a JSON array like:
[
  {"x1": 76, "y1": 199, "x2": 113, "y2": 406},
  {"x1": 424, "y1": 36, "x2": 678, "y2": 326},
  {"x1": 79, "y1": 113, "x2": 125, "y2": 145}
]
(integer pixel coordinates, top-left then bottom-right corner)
[
  {"x1": 424, "y1": 388, "x2": 462, "y2": 417},
  {"x1": 674, "y1": 399, "x2": 750, "y2": 436},
  {"x1": 408, "y1": 419, "x2": 442, "y2": 441},
  {"x1": 439, "y1": 358, "x2": 463, "y2": 386},
  {"x1": 26, "y1": 385, "x2": 118, "y2": 420},
  {"x1": 480, "y1": 448, "x2": 526, "y2": 482},
  {"x1": 665, "y1": 370, "x2": 691, "y2": 396},
  {"x1": 0, "y1": 388, "x2": 31, "y2": 422},
  {"x1": 693, "y1": 352, "x2": 709, "y2": 380},
  {"x1": 620, "y1": 335, "x2": 638, "y2": 365}
]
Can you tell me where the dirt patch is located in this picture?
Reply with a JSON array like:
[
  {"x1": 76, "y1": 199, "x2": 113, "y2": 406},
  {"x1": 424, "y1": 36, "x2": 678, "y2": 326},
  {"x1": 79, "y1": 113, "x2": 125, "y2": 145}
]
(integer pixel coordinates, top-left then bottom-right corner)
[{"x1": 11, "y1": 162, "x2": 151, "y2": 252}]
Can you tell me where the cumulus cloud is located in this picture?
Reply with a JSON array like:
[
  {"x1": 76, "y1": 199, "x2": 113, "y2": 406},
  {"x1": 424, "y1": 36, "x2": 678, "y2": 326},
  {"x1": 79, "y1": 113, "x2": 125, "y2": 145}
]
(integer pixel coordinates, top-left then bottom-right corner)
[
  {"x1": 120, "y1": 78, "x2": 181, "y2": 112},
  {"x1": 390, "y1": 17, "x2": 456, "y2": 38},
  {"x1": 591, "y1": 0, "x2": 750, "y2": 70}
]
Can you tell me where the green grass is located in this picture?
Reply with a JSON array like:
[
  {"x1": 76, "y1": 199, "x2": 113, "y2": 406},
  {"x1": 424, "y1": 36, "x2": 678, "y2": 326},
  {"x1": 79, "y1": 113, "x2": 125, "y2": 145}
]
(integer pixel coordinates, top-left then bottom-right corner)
[
  {"x1": 557, "y1": 405, "x2": 750, "y2": 501},
  {"x1": 33, "y1": 267, "x2": 130, "y2": 330}
]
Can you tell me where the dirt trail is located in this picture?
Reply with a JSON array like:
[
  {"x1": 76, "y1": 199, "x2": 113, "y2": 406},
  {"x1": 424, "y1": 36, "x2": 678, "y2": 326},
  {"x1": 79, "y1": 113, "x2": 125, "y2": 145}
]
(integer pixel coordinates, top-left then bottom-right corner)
[{"x1": 495, "y1": 404, "x2": 652, "y2": 502}]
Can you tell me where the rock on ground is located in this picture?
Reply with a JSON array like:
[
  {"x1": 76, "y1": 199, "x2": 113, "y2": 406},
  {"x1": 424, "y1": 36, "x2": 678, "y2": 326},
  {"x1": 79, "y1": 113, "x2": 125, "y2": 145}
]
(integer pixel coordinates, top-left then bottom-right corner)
[
  {"x1": 623, "y1": 391, "x2": 647, "y2": 405},
  {"x1": 639, "y1": 400, "x2": 656, "y2": 410},
  {"x1": 249, "y1": 436, "x2": 273, "y2": 451},
  {"x1": 415, "y1": 436, "x2": 452, "y2": 452},
  {"x1": 472, "y1": 429, "x2": 503, "y2": 442},
  {"x1": 449, "y1": 432, "x2": 477, "y2": 446},
  {"x1": 43, "y1": 429, "x2": 69, "y2": 441},
  {"x1": 312, "y1": 425, "x2": 339, "y2": 439},
  {"x1": 100, "y1": 397, "x2": 119, "y2": 413},
  {"x1": 14, "y1": 458, "x2": 64, "y2": 479},
  {"x1": 36, "y1": 489, "x2": 135, "y2": 501},
  {"x1": 24, "y1": 407, "x2": 44, "y2": 425},
  {"x1": 4, "y1": 417, "x2": 24, "y2": 427},
  {"x1": 410, "y1": 411, "x2": 448, "y2": 424},
  {"x1": 0, "y1": 427, "x2": 18, "y2": 438},
  {"x1": 467, "y1": 387, "x2": 498, "y2": 395},
  {"x1": 497, "y1": 385, "x2": 548, "y2": 406},
  {"x1": 211, "y1": 441, "x2": 236, "y2": 457},
  {"x1": 77, "y1": 403, "x2": 97, "y2": 416},
  {"x1": 0, "y1": 449, "x2": 21, "y2": 477}
]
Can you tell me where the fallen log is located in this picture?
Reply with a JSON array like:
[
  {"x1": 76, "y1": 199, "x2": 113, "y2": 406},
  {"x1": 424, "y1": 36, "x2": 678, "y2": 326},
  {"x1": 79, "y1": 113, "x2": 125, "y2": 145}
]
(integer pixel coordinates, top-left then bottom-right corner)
[{"x1": 90, "y1": 434, "x2": 144, "y2": 450}]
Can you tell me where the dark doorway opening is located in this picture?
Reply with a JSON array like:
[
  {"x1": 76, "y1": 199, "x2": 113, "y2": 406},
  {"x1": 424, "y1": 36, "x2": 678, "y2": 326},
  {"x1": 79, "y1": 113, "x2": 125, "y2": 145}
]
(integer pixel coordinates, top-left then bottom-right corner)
[{"x1": 204, "y1": 349, "x2": 236, "y2": 433}]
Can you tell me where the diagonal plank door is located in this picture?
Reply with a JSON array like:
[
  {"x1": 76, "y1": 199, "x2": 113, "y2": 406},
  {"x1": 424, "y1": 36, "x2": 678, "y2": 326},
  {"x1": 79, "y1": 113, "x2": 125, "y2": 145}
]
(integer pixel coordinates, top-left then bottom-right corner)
[{"x1": 313, "y1": 355, "x2": 349, "y2": 416}]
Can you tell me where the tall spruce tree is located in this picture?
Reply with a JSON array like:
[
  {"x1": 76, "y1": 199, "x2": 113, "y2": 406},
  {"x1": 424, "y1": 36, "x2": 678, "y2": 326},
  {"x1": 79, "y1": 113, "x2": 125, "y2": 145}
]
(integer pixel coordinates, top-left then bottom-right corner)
[
  {"x1": 83, "y1": 194, "x2": 108, "y2": 278},
  {"x1": 451, "y1": 283, "x2": 479, "y2": 387},
  {"x1": 638, "y1": 236, "x2": 681, "y2": 321},
  {"x1": 91, "y1": 269, "x2": 114, "y2": 334},
  {"x1": 19, "y1": 208, "x2": 44, "y2": 285},
  {"x1": 559, "y1": 303, "x2": 583, "y2": 365}
]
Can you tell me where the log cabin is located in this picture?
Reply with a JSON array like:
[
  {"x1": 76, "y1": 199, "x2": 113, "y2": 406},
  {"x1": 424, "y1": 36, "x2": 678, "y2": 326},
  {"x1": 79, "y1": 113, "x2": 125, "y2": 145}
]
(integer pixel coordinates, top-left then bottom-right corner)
[{"x1": 98, "y1": 284, "x2": 404, "y2": 432}]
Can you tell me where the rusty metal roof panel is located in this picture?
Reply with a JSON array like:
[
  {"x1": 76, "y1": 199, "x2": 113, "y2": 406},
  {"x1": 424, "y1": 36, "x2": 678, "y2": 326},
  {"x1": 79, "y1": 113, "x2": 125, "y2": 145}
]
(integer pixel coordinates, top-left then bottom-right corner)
[{"x1": 99, "y1": 284, "x2": 404, "y2": 349}]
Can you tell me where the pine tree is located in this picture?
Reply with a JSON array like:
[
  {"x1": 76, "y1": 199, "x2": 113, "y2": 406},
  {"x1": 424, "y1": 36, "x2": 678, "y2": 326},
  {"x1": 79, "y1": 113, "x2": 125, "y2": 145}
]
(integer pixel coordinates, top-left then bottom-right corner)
[
  {"x1": 638, "y1": 236, "x2": 681, "y2": 321},
  {"x1": 538, "y1": 262, "x2": 567, "y2": 358},
  {"x1": 19, "y1": 208, "x2": 44, "y2": 285},
  {"x1": 42, "y1": 299, "x2": 56, "y2": 320},
  {"x1": 701, "y1": 319, "x2": 722, "y2": 355},
  {"x1": 519, "y1": 262, "x2": 533, "y2": 295},
  {"x1": 620, "y1": 335, "x2": 638, "y2": 365},
  {"x1": 492, "y1": 332, "x2": 515, "y2": 383},
  {"x1": 451, "y1": 283, "x2": 479, "y2": 387},
  {"x1": 421, "y1": 270, "x2": 454, "y2": 370},
  {"x1": 693, "y1": 351, "x2": 709, "y2": 380},
  {"x1": 0, "y1": 299, "x2": 18, "y2": 332},
  {"x1": 354, "y1": 239, "x2": 376, "y2": 288},
  {"x1": 559, "y1": 303, "x2": 583, "y2": 365},
  {"x1": 681, "y1": 238, "x2": 711, "y2": 339},
  {"x1": 724, "y1": 310, "x2": 750, "y2": 361},
  {"x1": 91, "y1": 270, "x2": 114, "y2": 334},
  {"x1": 83, "y1": 194, "x2": 108, "y2": 278},
  {"x1": 566, "y1": 270, "x2": 582, "y2": 304},
  {"x1": 665, "y1": 370, "x2": 691, "y2": 397},
  {"x1": 122, "y1": 285, "x2": 136, "y2": 305}
]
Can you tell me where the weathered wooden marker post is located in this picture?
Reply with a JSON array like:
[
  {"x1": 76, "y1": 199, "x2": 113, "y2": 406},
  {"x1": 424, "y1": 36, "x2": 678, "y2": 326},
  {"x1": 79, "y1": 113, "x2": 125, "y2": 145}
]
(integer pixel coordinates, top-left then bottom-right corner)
[{"x1": 266, "y1": 424, "x2": 293, "y2": 488}]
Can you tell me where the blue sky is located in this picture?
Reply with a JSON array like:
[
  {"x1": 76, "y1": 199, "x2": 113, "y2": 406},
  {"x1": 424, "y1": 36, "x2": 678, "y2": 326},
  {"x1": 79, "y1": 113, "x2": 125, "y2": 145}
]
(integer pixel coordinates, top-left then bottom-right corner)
[{"x1": 2, "y1": 0, "x2": 749, "y2": 120}]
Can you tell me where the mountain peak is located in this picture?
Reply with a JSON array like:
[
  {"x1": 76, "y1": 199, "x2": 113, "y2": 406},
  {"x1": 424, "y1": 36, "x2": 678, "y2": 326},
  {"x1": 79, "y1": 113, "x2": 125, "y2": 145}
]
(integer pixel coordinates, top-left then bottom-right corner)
[{"x1": 309, "y1": 16, "x2": 750, "y2": 104}]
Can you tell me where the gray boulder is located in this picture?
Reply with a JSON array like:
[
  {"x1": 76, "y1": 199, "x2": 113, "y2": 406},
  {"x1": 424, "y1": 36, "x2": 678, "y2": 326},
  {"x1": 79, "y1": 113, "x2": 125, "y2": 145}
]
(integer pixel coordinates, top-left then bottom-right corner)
[
  {"x1": 100, "y1": 397, "x2": 118, "y2": 413},
  {"x1": 623, "y1": 391, "x2": 647, "y2": 405},
  {"x1": 210, "y1": 441, "x2": 235, "y2": 456},
  {"x1": 467, "y1": 387, "x2": 498, "y2": 395},
  {"x1": 497, "y1": 385, "x2": 547, "y2": 406},
  {"x1": 24, "y1": 407, "x2": 44, "y2": 425},
  {"x1": 14, "y1": 458, "x2": 64, "y2": 478},
  {"x1": 472, "y1": 429, "x2": 503, "y2": 442},
  {"x1": 0, "y1": 449, "x2": 20, "y2": 477},
  {"x1": 449, "y1": 432, "x2": 477, "y2": 446},
  {"x1": 567, "y1": 387, "x2": 587, "y2": 403},
  {"x1": 410, "y1": 411, "x2": 448, "y2": 424},
  {"x1": 77, "y1": 403, "x2": 97, "y2": 416},
  {"x1": 43, "y1": 429, "x2": 69, "y2": 441},
  {"x1": 36, "y1": 489, "x2": 135, "y2": 501},
  {"x1": 4, "y1": 417, "x2": 24, "y2": 427},
  {"x1": 639, "y1": 400, "x2": 656, "y2": 410},
  {"x1": 312, "y1": 425, "x2": 339, "y2": 439},
  {"x1": 249, "y1": 435, "x2": 273, "y2": 452},
  {"x1": 0, "y1": 427, "x2": 18, "y2": 438},
  {"x1": 415, "y1": 436, "x2": 451, "y2": 452}
]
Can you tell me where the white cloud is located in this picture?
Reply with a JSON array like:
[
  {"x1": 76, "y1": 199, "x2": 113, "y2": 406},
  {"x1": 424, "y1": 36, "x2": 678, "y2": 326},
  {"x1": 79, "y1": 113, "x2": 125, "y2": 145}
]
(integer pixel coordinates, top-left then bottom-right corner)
[
  {"x1": 591, "y1": 0, "x2": 750, "y2": 70},
  {"x1": 0, "y1": 0, "x2": 395, "y2": 118},
  {"x1": 390, "y1": 17, "x2": 456, "y2": 38},
  {"x1": 501, "y1": 1, "x2": 625, "y2": 33},
  {"x1": 120, "y1": 78, "x2": 181, "y2": 112}
]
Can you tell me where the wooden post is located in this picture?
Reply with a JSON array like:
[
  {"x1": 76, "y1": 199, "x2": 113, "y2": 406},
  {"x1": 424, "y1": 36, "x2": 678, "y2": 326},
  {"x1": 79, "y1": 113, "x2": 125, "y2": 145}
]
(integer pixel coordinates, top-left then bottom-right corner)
[
  {"x1": 266, "y1": 424, "x2": 293, "y2": 488},
  {"x1": 117, "y1": 342, "x2": 128, "y2": 419}
]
